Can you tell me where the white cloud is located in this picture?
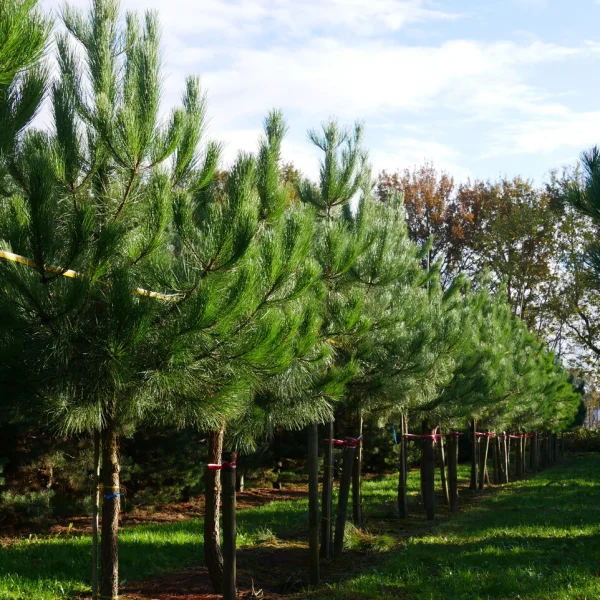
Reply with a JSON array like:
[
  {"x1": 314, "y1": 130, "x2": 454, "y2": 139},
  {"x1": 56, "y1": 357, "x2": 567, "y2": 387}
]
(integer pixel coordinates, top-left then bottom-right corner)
[
  {"x1": 38, "y1": 0, "x2": 600, "y2": 180},
  {"x1": 371, "y1": 137, "x2": 471, "y2": 181},
  {"x1": 43, "y1": 0, "x2": 459, "y2": 39},
  {"x1": 489, "y1": 111, "x2": 600, "y2": 157}
]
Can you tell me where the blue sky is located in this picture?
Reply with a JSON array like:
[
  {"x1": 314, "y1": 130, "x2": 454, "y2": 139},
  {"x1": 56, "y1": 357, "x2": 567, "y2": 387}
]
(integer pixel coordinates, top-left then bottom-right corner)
[{"x1": 40, "y1": 0, "x2": 600, "y2": 184}]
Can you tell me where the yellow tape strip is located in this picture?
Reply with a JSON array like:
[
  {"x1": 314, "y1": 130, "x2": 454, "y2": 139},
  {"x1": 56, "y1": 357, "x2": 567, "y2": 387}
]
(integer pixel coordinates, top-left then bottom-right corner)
[{"x1": 0, "y1": 249, "x2": 181, "y2": 302}]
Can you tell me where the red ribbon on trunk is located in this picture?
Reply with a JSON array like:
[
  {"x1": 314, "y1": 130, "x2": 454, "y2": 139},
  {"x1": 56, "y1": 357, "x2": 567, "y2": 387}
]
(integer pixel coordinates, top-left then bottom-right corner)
[
  {"x1": 208, "y1": 452, "x2": 238, "y2": 470},
  {"x1": 344, "y1": 435, "x2": 363, "y2": 448}
]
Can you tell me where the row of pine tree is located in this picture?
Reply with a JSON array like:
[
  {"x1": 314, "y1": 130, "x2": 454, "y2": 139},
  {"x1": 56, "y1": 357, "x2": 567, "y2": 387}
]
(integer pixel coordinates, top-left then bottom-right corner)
[{"x1": 0, "y1": 1, "x2": 590, "y2": 598}]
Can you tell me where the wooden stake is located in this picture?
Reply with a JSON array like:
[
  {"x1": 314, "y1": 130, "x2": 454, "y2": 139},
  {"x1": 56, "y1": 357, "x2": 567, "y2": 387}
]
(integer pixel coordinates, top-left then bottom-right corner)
[
  {"x1": 320, "y1": 421, "x2": 334, "y2": 558},
  {"x1": 235, "y1": 470, "x2": 244, "y2": 493},
  {"x1": 478, "y1": 434, "x2": 490, "y2": 491},
  {"x1": 439, "y1": 427, "x2": 449, "y2": 505},
  {"x1": 448, "y1": 433, "x2": 459, "y2": 512},
  {"x1": 308, "y1": 424, "x2": 320, "y2": 584},
  {"x1": 351, "y1": 412, "x2": 363, "y2": 526},
  {"x1": 222, "y1": 453, "x2": 237, "y2": 600},
  {"x1": 92, "y1": 430, "x2": 100, "y2": 600},
  {"x1": 421, "y1": 421, "x2": 436, "y2": 520}
]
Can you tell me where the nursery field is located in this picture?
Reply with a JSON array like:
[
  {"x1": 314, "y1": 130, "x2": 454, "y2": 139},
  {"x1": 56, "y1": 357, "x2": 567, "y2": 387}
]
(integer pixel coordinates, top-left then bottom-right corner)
[{"x1": 1, "y1": 454, "x2": 599, "y2": 600}]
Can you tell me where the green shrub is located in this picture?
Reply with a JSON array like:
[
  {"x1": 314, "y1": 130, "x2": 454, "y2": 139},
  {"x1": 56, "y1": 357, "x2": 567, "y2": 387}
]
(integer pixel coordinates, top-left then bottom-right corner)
[
  {"x1": 0, "y1": 489, "x2": 54, "y2": 524},
  {"x1": 563, "y1": 429, "x2": 600, "y2": 452}
]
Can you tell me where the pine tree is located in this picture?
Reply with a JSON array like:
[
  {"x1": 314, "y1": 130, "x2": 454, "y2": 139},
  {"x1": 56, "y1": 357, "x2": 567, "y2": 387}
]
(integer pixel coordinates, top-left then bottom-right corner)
[
  {"x1": 0, "y1": 1, "x2": 218, "y2": 596},
  {"x1": 156, "y1": 109, "x2": 322, "y2": 591}
]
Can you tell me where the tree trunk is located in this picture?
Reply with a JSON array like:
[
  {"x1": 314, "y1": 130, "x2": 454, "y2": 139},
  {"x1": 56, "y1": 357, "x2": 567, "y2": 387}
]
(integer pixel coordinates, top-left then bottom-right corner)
[
  {"x1": 398, "y1": 414, "x2": 408, "y2": 518},
  {"x1": 503, "y1": 434, "x2": 509, "y2": 483},
  {"x1": 92, "y1": 431, "x2": 100, "y2": 600},
  {"x1": 522, "y1": 436, "x2": 527, "y2": 474},
  {"x1": 272, "y1": 429, "x2": 282, "y2": 489},
  {"x1": 531, "y1": 433, "x2": 538, "y2": 474},
  {"x1": 470, "y1": 419, "x2": 478, "y2": 490},
  {"x1": 333, "y1": 442, "x2": 356, "y2": 555},
  {"x1": 222, "y1": 453, "x2": 237, "y2": 600},
  {"x1": 439, "y1": 428, "x2": 449, "y2": 505},
  {"x1": 421, "y1": 421, "x2": 435, "y2": 520},
  {"x1": 448, "y1": 433, "x2": 459, "y2": 512},
  {"x1": 478, "y1": 434, "x2": 489, "y2": 491},
  {"x1": 492, "y1": 436, "x2": 499, "y2": 484},
  {"x1": 235, "y1": 470, "x2": 244, "y2": 493},
  {"x1": 308, "y1": 424, "x2": 320, "y2": 584},
  {"x1": 515, "y1": 434, "x2": 523, "y2": 479},
  {"x1": 553, "y1": 433, "x2": 558, "y2": 463},
  {"x1": 101, "y1": 421, "x2": 120, "y2": 600},
  {"x1": 351, "y1": 413, "x2": 363, "y2": 526},
  {"x1": 321, "y1": 421, "x2": 334, "y2": 558},
  {"x1": 204, "y1": 428, "x2": 224, "y2": 593}
]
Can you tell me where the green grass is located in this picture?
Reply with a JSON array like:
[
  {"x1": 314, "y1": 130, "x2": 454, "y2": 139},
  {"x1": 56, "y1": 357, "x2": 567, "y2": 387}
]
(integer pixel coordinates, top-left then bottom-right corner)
[
  {"x1": 315, "y1": 454, "x2": 600, "y2": 600},
  {"x1": 0, "y1": 459, "x2": 448, "y2": 600},
  {"x1": 1, "y1": 456, "x2": 598, "y2": 599}
]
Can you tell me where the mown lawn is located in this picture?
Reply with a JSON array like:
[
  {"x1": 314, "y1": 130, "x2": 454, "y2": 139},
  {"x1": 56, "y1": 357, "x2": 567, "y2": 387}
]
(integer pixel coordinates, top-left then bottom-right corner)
[
  {"x1": 0, "y1": 455, "x2": 598, "y2": 599},
  {"x1": 316, "y1": 454, "x2": 600, "y2": 600}
]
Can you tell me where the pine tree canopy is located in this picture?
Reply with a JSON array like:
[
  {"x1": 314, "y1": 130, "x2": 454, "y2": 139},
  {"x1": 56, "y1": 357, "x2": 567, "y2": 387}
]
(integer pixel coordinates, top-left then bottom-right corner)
[{"x1": 0, "y1": 0, "x2": 581, "y2": 451}]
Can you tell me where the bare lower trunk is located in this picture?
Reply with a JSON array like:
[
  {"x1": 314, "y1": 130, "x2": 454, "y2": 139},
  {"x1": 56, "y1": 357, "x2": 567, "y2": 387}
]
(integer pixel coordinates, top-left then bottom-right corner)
[
  {"x1": 421, "y1": 421, "x2": 435, "y2": 520},
  {"x1": 308, "y1": 424, "x2": 320, "y2": 583},
  {"x1": 515, "y1": 434, "x2": 522, "y2": 479},
  {"x1": 351, "y1": 413, "x2": 363, "y2": 526},
  {"x1": 101, "y1": 420, "x2": 120, "y2": 600},
  {"x1": 470, "y1": 420, "x2": 478, "y2": 490},
  {"x1": 503, "y1": 435, "x2": 509, "y2": 483},
  {"x1": 540, "y1": 436, "x2": 546, "y2": 469},
  {"x1": 321, "y1": 421, "x2": 334, "y2": 558},
  {"x1": 448, "y1": 434, "x2": 459, "y2": 512},
  {"x1": 92, "y1": 431, "x2": 100, "y2": 600},
  {"x1": 204, "y1": 428, "x2": 224, "y2": 593},
  {"x1": 334, "y1": 442, "x2": 356, "y2": 555},
  {"x1": 398, "y1": 414, "x2": 408, "y2": 518},
  {"x1": 492, "y1": 436, "x2": 499, "y2": 484},
  {"x1": 531, "y1": 433, "x2": 538, "y2": 474}
]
